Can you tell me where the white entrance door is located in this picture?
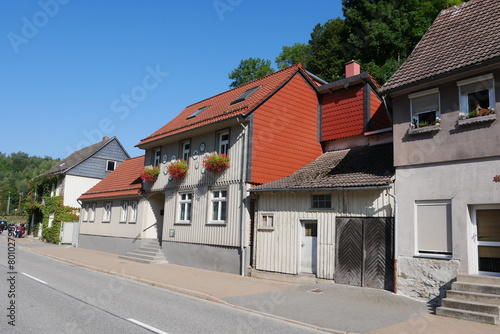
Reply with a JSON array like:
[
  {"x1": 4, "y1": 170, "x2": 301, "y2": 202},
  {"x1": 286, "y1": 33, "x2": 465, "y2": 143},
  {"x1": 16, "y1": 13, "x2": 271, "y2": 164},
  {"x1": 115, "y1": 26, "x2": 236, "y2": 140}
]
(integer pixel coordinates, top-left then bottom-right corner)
[
  {"x1": 474, "y1": 206, "x2": 500, "y2": 276},
  {"x1": 300, "y1": 220, "x2": 317, "y2": 274}
]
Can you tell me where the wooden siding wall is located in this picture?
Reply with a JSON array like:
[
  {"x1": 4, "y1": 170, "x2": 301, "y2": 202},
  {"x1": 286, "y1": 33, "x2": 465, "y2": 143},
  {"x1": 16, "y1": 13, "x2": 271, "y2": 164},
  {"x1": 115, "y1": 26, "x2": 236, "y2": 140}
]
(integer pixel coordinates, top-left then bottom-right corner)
[
  {"x1": 63, "y1": 175, "x2": 101, "y2": 208},
  {"x1": 79, "y1": 197, "x2": 144, "y2": 238},
  {"x1": 254, "y1": 189, "x2": 393, "y2": 278},
  {"x1": 146, "y1": 124, "x2": 245, "y2": 192},
  {"x1": 143, "y1": 124, "x2": 251, "y2": 248},
  {"x1": 161, "y1": 183, "x2": 250, "y2": 247}
]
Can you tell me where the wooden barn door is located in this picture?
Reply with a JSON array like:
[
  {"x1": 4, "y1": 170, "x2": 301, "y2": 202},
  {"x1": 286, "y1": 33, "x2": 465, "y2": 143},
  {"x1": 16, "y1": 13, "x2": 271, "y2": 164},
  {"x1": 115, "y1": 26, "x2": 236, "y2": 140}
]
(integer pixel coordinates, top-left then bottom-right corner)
[{"x1": 335, "y1": 217, "x2": 394, "y2": 291}]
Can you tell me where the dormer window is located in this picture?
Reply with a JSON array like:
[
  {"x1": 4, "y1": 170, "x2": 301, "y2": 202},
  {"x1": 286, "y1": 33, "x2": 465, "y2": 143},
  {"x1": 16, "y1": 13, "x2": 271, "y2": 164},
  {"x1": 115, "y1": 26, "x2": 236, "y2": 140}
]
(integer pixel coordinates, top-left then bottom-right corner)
[
  {"x1": 230, "y1": 85, "x2": 261, "y2": 105},
  {"x1": 409, "y1": 88, "x2": 440, "y2": 128},
  {"x1": 457, "y1": 74, "x2": 496, "y2": 119}
]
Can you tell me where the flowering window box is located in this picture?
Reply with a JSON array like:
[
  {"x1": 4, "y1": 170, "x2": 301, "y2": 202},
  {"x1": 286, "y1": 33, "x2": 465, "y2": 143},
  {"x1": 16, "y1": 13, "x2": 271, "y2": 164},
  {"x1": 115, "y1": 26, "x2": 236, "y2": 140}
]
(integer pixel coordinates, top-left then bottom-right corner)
[
  {"x1": 202, "y1": 153, "x2": 230, "y2": 173},
  {"x1": 458, "y1": 112, "x2": 496, "y2": 126},
  {"x1": 140, "y1": 166, "x2": 160, "y2": 182},
  {"x1": 408, "y1": 124, "x2": 441, "y2": 136},
  {"x1": 168, "y1": 159, "x2": 189, "y2": 179}
]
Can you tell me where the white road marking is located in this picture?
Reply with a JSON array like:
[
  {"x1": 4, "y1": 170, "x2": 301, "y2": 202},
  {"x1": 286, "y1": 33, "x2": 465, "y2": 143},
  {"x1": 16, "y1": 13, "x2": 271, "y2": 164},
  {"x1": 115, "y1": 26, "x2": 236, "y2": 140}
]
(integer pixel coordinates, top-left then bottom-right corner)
[
  {"x1": 22, "y1": 272, "x2": 47, "y2": 284},
  {"x1": 127, "y1": 318, "x2": 169, "y2": 334}
]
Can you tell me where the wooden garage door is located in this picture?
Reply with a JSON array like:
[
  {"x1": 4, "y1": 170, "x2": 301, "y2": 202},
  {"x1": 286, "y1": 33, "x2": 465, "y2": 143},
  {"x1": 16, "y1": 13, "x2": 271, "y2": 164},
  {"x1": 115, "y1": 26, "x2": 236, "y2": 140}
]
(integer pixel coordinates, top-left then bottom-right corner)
[{"x1": 335, "y1": 217, "x2": 394, "y2": 291}]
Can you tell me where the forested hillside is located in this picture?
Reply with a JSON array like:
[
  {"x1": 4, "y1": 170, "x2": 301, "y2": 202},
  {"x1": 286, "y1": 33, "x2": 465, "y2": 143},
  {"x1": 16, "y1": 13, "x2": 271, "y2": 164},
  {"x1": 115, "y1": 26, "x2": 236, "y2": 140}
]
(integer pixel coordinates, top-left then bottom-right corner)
[{"x1": 0, "y1": 152, "x2": 59, "y2": 216}]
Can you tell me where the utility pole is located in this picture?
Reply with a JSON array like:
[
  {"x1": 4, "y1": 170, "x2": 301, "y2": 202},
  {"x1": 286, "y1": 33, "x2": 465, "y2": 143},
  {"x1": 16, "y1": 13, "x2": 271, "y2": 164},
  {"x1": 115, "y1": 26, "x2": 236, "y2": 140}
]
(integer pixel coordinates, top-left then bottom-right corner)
[
  {"x1": 6, "y1": 191, "x2": 10, "y2": 215},
  {"x1": 18, "y1": 192, "x2": 23, "y2": 216}
]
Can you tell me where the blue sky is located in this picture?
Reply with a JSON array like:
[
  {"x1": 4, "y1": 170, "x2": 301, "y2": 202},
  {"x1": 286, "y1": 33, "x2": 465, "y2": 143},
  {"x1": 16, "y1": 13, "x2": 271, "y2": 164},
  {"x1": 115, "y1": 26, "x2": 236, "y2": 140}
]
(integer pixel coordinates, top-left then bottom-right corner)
[{"x1": 0, "y1": 1, "x2": 342, "y2": 159}]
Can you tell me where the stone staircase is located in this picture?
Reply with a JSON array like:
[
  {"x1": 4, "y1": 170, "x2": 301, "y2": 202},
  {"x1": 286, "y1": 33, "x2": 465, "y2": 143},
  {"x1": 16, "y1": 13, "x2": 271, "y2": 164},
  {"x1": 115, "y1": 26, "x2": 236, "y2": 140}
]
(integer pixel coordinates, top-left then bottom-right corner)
[
  {"x1": 436, "y1": 274, "x2": 500, "y2": 325},
  {"x1": 119, "y1": 239, "x2": 168, "y2": 264}
]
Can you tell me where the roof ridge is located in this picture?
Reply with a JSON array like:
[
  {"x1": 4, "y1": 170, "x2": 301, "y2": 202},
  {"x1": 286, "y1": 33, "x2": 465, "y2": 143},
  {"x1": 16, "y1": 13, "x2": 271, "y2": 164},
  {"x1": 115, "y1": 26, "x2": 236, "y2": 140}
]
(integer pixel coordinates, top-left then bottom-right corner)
[{"x1": 183, "y1": 64, "x2": 301, "y2": 109}]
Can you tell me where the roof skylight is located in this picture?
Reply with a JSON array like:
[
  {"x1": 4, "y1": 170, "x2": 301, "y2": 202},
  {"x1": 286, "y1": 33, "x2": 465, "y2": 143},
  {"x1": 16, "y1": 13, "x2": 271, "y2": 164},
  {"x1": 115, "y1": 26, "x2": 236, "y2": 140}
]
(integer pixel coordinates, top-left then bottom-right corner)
[
  {"x1": 187, "y1": 105, "x2": 209, "y2": 119},
  {"x1": 230, "y1": 85, "x2": 261, "y2": 105}
]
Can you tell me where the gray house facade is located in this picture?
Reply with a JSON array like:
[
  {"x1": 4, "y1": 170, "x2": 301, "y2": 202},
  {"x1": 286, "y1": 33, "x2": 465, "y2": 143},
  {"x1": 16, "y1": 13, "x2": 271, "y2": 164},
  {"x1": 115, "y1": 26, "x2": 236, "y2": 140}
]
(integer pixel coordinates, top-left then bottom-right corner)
[{"x1": 381, "y1": 0, "x2": 500, "y2": 301}]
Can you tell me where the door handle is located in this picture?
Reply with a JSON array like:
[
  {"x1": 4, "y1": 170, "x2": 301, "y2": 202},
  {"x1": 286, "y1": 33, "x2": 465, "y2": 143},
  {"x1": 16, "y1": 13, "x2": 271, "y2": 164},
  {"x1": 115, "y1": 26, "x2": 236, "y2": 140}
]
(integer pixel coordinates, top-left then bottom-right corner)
[
  {"x1": 301, "y1": 243, "x2": 305, "y2": 247},
  {"x1": 472, "y1": 233, "x2": 477, "y2": 242}
]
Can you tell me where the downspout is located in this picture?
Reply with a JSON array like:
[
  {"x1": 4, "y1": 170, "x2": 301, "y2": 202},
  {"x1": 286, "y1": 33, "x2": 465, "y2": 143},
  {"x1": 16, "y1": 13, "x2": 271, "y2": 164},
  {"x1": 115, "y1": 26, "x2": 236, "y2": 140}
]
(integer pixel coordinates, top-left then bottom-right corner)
[
  {"x1": 386, "y1": 184, "x2": 398, "y2": 294},
  {"x1": 237, "y1": 116, "x2": 248, "y2": 276}
]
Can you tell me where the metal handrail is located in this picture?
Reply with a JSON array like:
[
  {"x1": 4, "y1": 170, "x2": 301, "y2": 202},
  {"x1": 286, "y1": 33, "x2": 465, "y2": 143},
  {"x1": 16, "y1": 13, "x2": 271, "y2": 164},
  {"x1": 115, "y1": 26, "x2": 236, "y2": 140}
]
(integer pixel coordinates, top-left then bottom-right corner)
[{"x1": 132, "y1": 223, "x2": 157, "y2": 243}]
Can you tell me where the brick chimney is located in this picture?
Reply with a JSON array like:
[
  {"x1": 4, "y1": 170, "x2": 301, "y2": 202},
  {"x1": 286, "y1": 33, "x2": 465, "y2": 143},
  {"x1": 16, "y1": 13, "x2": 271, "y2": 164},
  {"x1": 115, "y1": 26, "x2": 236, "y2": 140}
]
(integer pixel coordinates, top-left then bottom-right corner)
[
  {"x1": 103, "y1": 136, "x2": 110, "y2": 141},
  {"x1": 345, "y1": 60, "x2": 361, "y2": 78}
]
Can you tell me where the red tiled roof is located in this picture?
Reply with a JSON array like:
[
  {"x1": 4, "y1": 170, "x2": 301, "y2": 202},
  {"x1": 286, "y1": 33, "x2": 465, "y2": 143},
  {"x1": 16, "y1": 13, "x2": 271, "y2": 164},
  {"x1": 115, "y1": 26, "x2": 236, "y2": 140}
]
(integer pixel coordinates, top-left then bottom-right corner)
[
  {"x1": 137, "y1": 64, "x2": 322, "y2": 147},
  {"x1": 78, "y1": 156, "x2": 144, "y2": 200},
  {"x1": 382, "y1": 0, "x2": 500, "y2": 93}
]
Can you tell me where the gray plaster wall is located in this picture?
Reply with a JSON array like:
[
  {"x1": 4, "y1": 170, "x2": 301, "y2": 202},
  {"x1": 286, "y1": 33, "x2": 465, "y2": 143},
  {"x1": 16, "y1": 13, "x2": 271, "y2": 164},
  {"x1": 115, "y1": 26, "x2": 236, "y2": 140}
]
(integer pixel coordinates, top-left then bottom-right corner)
[
  {"x1": 396, "y1": 157, "x2": 500, "y2": 301},
  {"x1": 161, "y1": 241, "x2": 246, "y2": 275},
  {"x1": 78, "y1": 234, "x2": 141, "y2": 255},
  {"x1": 391, "y1": 67, "x2": 500, "y2": 167}
]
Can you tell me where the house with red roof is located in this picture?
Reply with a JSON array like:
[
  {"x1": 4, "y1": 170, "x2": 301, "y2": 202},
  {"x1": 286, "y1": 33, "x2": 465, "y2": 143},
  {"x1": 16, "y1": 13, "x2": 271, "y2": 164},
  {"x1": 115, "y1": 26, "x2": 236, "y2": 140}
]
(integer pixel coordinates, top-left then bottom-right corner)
[
  {"x1": 250, "y1": 61, "x2": 395, "y2": 290},
  {"x1": 380, "y1": 0, "x2": 500, "y2": 323},
  {"x1": 85, "y1": 64, "x2": 324, "y2": 274}
]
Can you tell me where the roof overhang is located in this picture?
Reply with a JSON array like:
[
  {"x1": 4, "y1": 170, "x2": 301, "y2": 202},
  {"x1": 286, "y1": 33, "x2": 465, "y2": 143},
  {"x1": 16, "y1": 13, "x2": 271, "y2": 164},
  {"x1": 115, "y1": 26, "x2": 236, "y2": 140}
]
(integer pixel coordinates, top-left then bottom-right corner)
[{"x1": 250, "y1": 184, "x2": 393, "y2": 193}]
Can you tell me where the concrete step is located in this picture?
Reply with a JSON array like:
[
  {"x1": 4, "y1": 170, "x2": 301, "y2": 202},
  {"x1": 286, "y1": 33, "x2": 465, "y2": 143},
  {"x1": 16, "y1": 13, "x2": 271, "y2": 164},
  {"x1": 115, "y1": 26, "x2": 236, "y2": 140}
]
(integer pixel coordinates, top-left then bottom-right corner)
[
  {"x1": 436, "y1": 307, "x2": 499, "y2": 325},
  {"x1": 447, "y1": 290, "x2": 500, "y2": 305},
  {"x1": 452, "y1": 282, "x2": 500, "y2": 295},
  {"x1": 458, "y1": 274, "x2": 500, "y2": 286},
  {"x1": 441, "y1": 298, "x2": 500, "y2": 315}
]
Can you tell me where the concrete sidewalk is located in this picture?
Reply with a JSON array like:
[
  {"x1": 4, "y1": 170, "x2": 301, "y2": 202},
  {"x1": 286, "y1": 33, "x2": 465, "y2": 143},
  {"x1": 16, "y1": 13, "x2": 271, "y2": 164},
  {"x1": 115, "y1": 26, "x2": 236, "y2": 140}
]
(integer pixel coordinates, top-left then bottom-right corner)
[{"x1": 8, "y1": 236, "x2": 500, "y2": 334}]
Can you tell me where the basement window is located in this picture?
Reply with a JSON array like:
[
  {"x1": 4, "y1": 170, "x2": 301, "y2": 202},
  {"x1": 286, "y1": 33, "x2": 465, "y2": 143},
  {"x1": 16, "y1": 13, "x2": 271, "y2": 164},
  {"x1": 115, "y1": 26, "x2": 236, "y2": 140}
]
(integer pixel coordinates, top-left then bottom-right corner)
[{"x1": 230, "y1": 85, "x2": 261, "y2": 105}]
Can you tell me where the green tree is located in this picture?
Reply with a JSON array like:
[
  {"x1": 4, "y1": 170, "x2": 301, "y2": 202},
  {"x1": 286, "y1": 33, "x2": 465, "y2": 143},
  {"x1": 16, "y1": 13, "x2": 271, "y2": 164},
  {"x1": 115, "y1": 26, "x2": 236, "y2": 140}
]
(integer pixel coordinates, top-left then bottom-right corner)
[
  {"x1": 341, "y1": 0, "x2": 466, "y2": 83},
  {"x1": 275, "y1": 43, "x2": 312, "y2": 69},
  {"x1": 228, "y1": 58, "x2": 274, "y2": 88},
  {"x1": 306, "y1": 18, "x2": 348, "y2": 82}
]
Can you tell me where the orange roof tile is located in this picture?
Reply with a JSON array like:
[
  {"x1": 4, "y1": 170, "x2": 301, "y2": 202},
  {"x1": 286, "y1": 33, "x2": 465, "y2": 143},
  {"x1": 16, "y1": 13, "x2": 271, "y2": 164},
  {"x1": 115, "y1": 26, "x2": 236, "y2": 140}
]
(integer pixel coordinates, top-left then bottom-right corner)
[
  {"x1": 137, "y1": 64, "x2": 323, "y2": 147},
  {"x1": 79, "y1": 156, "x2": 144, "y2": 200}
]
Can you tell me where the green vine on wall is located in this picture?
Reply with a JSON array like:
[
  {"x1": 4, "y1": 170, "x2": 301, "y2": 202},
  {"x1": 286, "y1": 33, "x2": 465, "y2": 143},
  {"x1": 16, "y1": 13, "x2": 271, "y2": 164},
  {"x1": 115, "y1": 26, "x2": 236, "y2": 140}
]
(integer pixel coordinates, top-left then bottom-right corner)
[{"x1": 34, "y1": 196, "x2": 78, "y2": 244}]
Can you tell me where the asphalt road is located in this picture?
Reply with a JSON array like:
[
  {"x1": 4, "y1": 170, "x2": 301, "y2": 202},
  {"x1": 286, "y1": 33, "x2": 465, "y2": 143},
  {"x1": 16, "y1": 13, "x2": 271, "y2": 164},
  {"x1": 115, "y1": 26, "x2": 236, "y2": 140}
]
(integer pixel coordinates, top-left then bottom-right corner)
[{"x1": 0, "y1": 239, "x2": 326, "y2": 334}]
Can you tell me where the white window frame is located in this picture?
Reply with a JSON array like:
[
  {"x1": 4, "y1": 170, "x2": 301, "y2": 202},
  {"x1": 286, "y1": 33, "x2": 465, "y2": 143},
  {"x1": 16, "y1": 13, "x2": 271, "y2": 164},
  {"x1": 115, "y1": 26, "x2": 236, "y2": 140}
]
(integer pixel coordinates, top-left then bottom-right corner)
[
  {"x1": 82, "y1": 203, "x2": 89, "y2": 222},
  {"x1": 415, "y1": 200, "x2": 452, "y2": 259},
  {"x1": 218, "y1": 131, "x2": 230, "y2": 155},
  {"x1": 259, "y1": 213, "x2": 275, "y2": 229},
  {"x1": 128, "y1": 200, "x2": 138, "y2": 223},
  {"x1": 209, "y1": 189, "x2": 227, "y2": 225},
  {"x1": 177, "y1": 192, "x2": 193, "y2": 224},
  {"x1": 457, "y1": 73, "x2": 496, "y2": 117},
  {"x1": 181, "y1": 140, "x2": 190, "y2": 161},
  {"x1": 153, "y1": 147, "x2": 161, "y2": 166},
  {"x1": 89, "y1": 203, "x2": 96, "y2": 222},
  {"x1": 120, "y1": 201, "x2": 128, "y2": 223},
  {"x1": 409, "y1": 88, "x2": 440, "y2": 127},
  {"x1": 106, "y1": 160, "x2": 117, "y2": 172},
  {"x1": 103, "y1": 202, "x2": 112, "y2": 223}
]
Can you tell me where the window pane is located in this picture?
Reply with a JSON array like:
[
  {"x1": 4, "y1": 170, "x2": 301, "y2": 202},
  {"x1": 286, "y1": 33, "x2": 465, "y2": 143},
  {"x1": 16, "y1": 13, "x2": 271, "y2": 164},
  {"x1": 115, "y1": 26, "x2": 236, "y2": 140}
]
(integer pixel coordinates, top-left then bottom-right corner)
[
  {"x1": 220, "y1": 201, "x2": 226, "y2": 221},
  {"x1": 186, "y1": 203, "x2": 191, "y2": 221},
  {"x1": 477, "y1": 210, "x2": 500, "y2": 242},
  {"x1": 212, "y1": 201, "x2": 219, "y2": 220},
  {"x1": 180, "y1": 203, "x2": 186, "y2": 220}
]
